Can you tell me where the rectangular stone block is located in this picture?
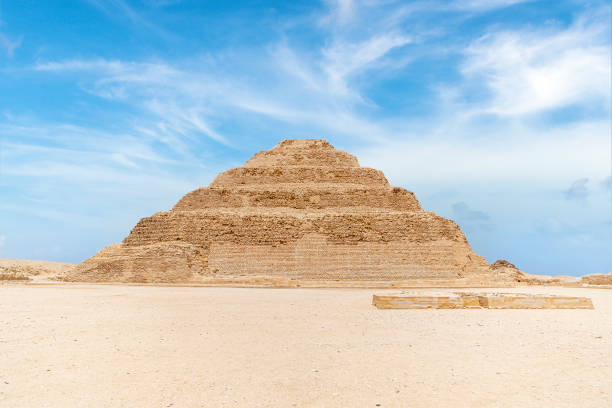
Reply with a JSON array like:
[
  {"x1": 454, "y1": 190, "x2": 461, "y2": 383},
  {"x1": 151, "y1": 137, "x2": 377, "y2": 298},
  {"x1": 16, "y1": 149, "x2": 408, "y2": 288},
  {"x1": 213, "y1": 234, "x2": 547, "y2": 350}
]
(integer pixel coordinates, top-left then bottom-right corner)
[
  {"x1": 482, "y1": 293, "x2": 594, "y2": 309},
  {"x1": 372, "y1": 292, "x2": 478, "y2": 309},
  {"x1": 372, "y1": 292, "x2": 594, "y2": 309}
]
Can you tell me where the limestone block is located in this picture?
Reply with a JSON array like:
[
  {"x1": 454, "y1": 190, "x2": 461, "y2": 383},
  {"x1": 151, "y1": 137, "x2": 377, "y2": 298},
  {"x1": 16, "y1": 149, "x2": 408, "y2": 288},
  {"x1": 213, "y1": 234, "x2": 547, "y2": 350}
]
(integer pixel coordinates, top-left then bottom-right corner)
[
  {"x1": 372, "y1": 293, "x2": 476, "y2": 309},
  {"x1": 210, "y1": 166, "x2": 390, "y2": 188},
  {"x1": 372, "y1": 292, "x2": 594, "y2": 309},
  {"x1": 581, "y1": 273, "x2": 612, "y2": 286},
  {"x1": 481, "y1": 293, "x2": 594, "y2": 309},
  {"x1": 244, "y1": 139, "x2": 360, "y2": 168}
]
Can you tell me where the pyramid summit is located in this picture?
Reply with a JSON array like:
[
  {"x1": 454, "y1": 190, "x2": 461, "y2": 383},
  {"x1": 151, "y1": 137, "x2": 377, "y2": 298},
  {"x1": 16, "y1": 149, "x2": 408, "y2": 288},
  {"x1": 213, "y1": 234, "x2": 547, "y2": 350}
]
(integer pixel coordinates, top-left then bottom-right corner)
[{"x1": 67, "y1": 139, "x2": 522, "y2": 285}]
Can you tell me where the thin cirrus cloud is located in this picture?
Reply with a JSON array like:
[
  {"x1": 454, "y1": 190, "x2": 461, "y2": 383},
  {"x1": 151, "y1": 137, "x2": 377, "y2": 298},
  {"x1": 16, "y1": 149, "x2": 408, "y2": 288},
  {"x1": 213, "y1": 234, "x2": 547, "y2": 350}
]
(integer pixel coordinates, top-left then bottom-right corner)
[
  {"x1": 321, "y1": 33, "x2": 413, "y2": 98},
  {"x1": 0, "y1": 32, "x2": 21, "y2": 57},
  {"x1": 564, "y1": 178, "x2": 589, "y2": 201},
  {"x1": 32, "y1": 30, "x2": 411, "y2": 145},
  {"x1": 451, "y1": 0, "x2": 534, "y2": 11},
  {"x1": 82, "y1": 0, "x2": 175, "y2": 40},
  {"x1": 602, "y1": 176, "x2": 612, "y2": 191},
  {"x1": 452, "y1": 201, "x2": 490, "y2": 221}
]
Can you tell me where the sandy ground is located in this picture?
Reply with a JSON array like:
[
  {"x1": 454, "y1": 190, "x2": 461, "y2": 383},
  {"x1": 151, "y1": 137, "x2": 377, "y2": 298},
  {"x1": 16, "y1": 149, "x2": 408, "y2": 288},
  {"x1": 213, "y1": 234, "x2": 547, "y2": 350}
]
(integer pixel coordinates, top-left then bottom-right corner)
[{"x1": 1, "y1": 284, "x2": 610, "y2": 407}]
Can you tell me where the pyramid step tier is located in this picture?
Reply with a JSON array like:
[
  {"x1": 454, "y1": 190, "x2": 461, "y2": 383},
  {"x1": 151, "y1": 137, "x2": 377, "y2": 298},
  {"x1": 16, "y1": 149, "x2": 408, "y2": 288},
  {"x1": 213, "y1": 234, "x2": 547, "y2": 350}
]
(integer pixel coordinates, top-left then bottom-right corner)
[
  {"x1": 173, "y1": 186, "x2": 422, "y2": 211},
  {"x1": 71, "y1": 238, "x2": 489, "y2": 282},
  {"x1": 210, "y1": 166, "x2": 389, "y2": 187},
  {"x1": 244, "y1": 139, "x2": 359, "y2": 168},
  {"x1": 245, "y1": 147, "x2": 359, "y2": 168},
  {"x1": 123, "y1": 209, "x2": 468, "y2": 248},
  {"x1": 206, "y1": 236, "x2": 485, "y2": 280}
]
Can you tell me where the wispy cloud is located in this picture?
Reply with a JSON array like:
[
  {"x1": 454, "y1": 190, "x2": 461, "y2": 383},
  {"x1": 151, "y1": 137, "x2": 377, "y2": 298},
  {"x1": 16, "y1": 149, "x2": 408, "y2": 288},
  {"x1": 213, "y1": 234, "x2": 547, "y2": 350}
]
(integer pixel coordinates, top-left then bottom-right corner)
[
  {"x1": 451, "y1": 0, "x2": 534, "y2": 11},
  {"x1": 460, "y1": 8, "x2": 611, "y2": 115},
  {"x1": 564, "y1": 178, "x2": 589, "y2": 201},
  {"x1": 357, "y1": 120, "x2": 610, "y2": 186},
  {"x1": 34, "y1": 59, "x2": 231, "y2": 146},
  {"x1": 321, "y1": 0, "x2": 356, "y2": 26},
  {"x1": 0, "y1": 32, "x2": 21, "y2": 57},
  {"x1": 33, "y1": 44, "x2": 400, "y2": 145},
  {"x1": 452, "y1": 201, "x2": 492, "y2": 230},
  {"x1": 322, "y1": 33, "x2": 412, "y2": 98},
  {"x1": 82, "y1": 0, "x2": 175, "y2": 40},
  {"x1": 0, "y1": 121, "x2": 218, "y2": 230},
  {"x1": 533, "y1": 216, "x2": 580, "y2": 237},
  {"x1": 453, "y1": 202, "x2": 490, "y2": 221},
  {"x1": 26, "y1": 2, "x2": 612, "y2": 183},
  {"x1": 602, "y1": 176, "x2": 612, "y2": 191}
]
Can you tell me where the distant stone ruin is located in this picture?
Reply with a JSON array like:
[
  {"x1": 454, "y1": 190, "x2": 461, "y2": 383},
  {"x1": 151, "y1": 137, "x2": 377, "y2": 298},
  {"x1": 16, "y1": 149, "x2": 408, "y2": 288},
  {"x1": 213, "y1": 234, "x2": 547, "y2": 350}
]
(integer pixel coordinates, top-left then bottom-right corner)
[
  {"x1": 581, "y1": 273, "x2": 612, "y2": 286},
  {"x1": 66, "y1": 139, "x2": 529, "y2": 285}
]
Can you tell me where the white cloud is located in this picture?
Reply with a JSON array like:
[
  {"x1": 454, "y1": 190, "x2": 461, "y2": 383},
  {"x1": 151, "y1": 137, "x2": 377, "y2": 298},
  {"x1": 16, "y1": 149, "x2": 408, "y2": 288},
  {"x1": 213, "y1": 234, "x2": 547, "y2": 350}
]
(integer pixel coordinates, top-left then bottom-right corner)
[
  {"x1": 602, "y1": 176, "x2": 612, "y2": 191},
  {"x1": 461, "y1": 10, "x2": 611, "y2": 115},
  {"x1": 27, "y1": 0, "x2": 414, "y2": 148},
  {"x1": 357, "y1": 120, "x2": 611, "y2": 187},
  {"x1": 322, "y1": 33, "x2": 412, "y2": 97},
  {"x1": 26, "y1": 4, "x2": 612, "y2": 182},
  {"x1": 24, "y1": 2, "x2": 612, "y2": 163},
  {"x1": 33, "y1": 59, "x2": 231, "y2": 145},
  {"x1": 0, "y1": 122, "x2": 176, "y2": 165},
  {"x1": 0, "y1": 32, "x2": 22, "y2": 57},
  {"x1": 564, "y1": 178, "x2": 589, "y2": 201},
  {"x1": 452, "y1": 202, "x2": 492, "y2": 231},
  {"x1": 321, "y1": 0, "x2": 356, "y2": 26},
  {"x1": 0, "y1": 124, "x2": 217, "y2": 227},
  {"x1": 31, "y1": 45, "x2": 399, "y2": 144},
  {"x1": 0, "y1": 235, "x2": 5, "y2": 248}
]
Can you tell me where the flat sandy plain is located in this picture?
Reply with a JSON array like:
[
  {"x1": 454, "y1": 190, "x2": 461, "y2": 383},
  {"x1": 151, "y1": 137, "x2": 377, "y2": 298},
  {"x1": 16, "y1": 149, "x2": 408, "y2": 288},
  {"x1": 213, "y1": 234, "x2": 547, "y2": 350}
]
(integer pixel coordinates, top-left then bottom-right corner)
[{"x1": 1, "y1": 284, "x2": 611, "y2": 407}]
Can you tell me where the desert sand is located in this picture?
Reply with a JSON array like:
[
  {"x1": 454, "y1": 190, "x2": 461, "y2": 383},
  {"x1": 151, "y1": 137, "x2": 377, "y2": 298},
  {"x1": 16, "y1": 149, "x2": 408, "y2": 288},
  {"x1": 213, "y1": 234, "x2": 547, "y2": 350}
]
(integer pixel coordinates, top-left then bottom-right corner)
[{"x1": 1, "y1": 283, "x2": 610, "y2": 407}]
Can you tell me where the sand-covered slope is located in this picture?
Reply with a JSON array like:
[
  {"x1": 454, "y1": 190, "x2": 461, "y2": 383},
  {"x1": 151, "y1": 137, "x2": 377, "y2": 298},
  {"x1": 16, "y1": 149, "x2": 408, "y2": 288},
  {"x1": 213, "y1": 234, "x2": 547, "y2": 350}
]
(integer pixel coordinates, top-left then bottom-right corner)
[
  {"x1": 66, "y1": 139, "x2": 528, "y2": 284},
  {"x1": 0, "y1": 258, "x2": 75, "y2": 281}
]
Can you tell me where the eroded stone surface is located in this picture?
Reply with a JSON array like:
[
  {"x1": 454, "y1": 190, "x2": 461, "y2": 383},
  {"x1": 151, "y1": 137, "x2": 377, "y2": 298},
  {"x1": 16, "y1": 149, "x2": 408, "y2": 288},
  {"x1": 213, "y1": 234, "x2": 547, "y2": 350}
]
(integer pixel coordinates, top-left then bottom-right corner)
[
  {"x1": 581, "y1": 273, "x2": 612, "y2": 286},
  {"x1": 0, "y1": 258, "x2": 74, "y2": 282},
  {"x1": 372, "y1": 292, "x2": 594, "y2": 309},
  {"x1": 67, "y1": 139, "x2": 524, "y2": 284}
]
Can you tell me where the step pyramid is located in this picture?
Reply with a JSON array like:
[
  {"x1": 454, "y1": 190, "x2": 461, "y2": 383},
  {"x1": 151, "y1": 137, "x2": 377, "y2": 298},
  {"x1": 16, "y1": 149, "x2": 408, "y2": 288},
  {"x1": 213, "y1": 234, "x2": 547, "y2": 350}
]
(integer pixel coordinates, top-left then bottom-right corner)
[{"x1": 67, "y1": 139, "x2": 508, "y2": 285}]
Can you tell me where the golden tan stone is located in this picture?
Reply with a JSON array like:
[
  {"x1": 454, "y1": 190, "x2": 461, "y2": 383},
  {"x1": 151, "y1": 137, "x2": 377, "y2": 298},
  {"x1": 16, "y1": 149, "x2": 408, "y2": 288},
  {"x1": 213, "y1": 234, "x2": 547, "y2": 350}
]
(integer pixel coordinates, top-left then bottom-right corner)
[
  {"x1": 482, "y1": 293, "x2": 594, "y2": 309},
  {"x1": 66, "y1": 139, "x2": 529, "y2": 284},
  {"x1": 581, "y1": 273, "x2": 612, "y2": 286},
  {"x1": 0, "y1": 258, "x2": 74, "y2": 282},
  {"x1": 372, "y1": 292, "x2": 594, "y2": 309}
]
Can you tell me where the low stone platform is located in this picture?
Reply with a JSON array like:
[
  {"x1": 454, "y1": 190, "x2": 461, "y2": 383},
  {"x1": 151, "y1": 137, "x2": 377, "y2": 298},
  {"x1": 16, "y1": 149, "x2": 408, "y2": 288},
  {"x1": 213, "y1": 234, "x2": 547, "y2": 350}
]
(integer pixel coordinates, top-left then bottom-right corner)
[{"x1": 372, "y1": 292, "x2": 594, "y2": 309}]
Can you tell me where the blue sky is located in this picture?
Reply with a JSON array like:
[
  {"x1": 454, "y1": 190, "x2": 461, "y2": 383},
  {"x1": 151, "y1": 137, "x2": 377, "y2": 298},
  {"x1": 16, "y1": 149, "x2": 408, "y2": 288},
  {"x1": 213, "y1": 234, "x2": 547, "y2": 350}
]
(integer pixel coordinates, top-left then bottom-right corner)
[{"x1": 0, "y1": 0, "x2": 610, "y2": 275}]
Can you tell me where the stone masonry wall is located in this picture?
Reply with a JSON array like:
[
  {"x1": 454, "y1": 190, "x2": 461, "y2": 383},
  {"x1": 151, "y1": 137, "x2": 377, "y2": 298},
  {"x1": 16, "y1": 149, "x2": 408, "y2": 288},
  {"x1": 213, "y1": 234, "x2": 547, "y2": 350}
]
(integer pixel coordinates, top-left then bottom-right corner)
[{"x1": 68, "y1": 139, "x2": 498, "y2": 283}]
